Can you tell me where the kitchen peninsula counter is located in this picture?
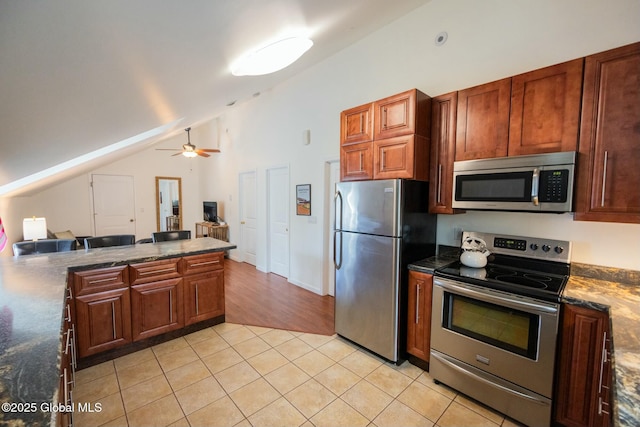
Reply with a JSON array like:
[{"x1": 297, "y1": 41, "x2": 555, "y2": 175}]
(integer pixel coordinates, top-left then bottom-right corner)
[{"x1": 0, "y1": 238, "x2": 235, "y2": 426}]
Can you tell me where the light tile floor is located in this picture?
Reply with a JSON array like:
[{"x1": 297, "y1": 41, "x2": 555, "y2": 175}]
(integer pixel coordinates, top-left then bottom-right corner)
[{"x1": 73, "y1": 322, "x2": 525, "y2": 427}]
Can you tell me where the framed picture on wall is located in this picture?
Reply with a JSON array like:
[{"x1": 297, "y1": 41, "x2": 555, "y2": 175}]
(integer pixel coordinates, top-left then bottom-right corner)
[{"x1": 296, "y1": 184, "x2": 311, "y2": 216}]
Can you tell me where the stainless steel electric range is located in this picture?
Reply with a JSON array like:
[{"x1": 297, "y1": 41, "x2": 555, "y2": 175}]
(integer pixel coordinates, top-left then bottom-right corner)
[{"x1": 430, "y1": 231, "x2": 571, "y2": 427}]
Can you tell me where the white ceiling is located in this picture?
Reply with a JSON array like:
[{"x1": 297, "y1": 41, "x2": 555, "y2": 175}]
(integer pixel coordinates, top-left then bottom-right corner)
[{"x1": 0, "y1": 0, "x2": 431, "y2": 195}]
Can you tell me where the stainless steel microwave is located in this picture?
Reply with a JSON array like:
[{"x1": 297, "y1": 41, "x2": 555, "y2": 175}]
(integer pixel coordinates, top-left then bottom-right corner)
[{"x1": 452, "y1": 151, "x2": 576, "y2": 212}]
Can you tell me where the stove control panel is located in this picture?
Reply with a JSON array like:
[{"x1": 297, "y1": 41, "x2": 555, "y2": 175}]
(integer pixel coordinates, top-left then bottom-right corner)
[{"x1": 462, "y1": 231, "x2": 571, "y2": 263}]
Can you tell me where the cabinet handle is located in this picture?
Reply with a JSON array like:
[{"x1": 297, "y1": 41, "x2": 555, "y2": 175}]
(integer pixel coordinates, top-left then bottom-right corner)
[
  {"x1": 381, "y1": 150, "x2": 386, "y2": 170},
  {"x1": 190, "y1": 260, "x2": 220, "y2": 268},
  {"x1": 382, "y1": 107, "x2": 387, "y2": 129},
  {"x1": 111, "y1": 302, "x2": 116, "y2": 340},
  {"x1": 195, "y1": 283, "x2": 199, "y2": 316},
  {"x1": 169, "y1": 289, "x2": 173, "y2": 323},
  {"x1": 597, "y1": 330, "x2": 608, "y2": 417},
  {"x1": 601, "y1": 151, "x2": 609, "y2": 207},
  {"x1": 139, "y1": 267, "x2": 176, "y2": 276},
  {"x1": 415, "y1": 283, "x2": 421, "y2": 324},
  {"x1": 437, "y1": 164, "x2": 443, "y2": 204},
  {"x1": 65, "y1": 304, "x2": 72, "y2": 322},
  {"x1": 359, "y1": 152, "x2": 363, "y2": 172},
  {"x1": 90, "y1": 276, "x2": 118, "y2": 285},
  {"x1": 360, "y1": 113, "x2": 364, "y2": 134}
]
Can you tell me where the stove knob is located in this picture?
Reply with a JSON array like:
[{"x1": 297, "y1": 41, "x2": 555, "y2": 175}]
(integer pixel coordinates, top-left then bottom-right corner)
[
  {"x1": 530, "y1": 243, "x2": 539, "y2": 251},
  {"x1": 555, "y1": 246, "x2": 564, "y2": 254},
  {"x1": 542, "y1": 244, "x2": 551, "y2": 252}
]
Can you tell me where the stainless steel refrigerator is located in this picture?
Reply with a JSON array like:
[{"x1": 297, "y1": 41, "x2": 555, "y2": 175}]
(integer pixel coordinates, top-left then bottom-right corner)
[{"x1": 334, "y1": 179, "x2": 437, "y2": 362}]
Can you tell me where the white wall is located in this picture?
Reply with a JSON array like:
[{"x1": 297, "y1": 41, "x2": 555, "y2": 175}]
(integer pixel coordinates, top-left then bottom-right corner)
[{"x1": 2, "y1": 0, "x2": 639, "y2": 285}]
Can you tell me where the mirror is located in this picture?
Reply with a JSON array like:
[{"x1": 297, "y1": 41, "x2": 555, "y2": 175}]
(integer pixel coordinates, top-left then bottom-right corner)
[{"x1": 156, "y1": 177, "x2": 183, "y2": 232}]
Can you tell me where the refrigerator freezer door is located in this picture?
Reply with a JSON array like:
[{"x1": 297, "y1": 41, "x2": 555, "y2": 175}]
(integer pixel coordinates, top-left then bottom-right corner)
[
  {"x1": 335, "y1": 230, "x2": 401, "y2": 361},
  {"x1": 335, "y1": 179, "x2": 401, "y2": 237}
]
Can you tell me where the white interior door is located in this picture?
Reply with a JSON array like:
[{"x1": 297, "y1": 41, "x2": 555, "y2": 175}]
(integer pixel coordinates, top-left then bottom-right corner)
[
  {"x1": 326, "y1": 160, "x2": 340, "y2": 296},
  {"x1": 92, "y1": 174, "x2": 136, "y2": 236},
  {"x1": 239, "y1": 171, "x2": 257, "y2": 266},
  {"x1": 267, "y1": 166, "x2": 289, "y2": 278}
]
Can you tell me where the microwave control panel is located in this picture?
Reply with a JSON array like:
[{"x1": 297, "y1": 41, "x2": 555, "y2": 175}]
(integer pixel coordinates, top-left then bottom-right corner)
[{"x1": 539, "y1": 169, "x2": 569, "y2": 203}]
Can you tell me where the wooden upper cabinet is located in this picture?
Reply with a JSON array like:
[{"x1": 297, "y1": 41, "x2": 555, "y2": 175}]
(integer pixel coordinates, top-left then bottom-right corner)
[
  {"x1": 373, "y1": 135, "x2": 429, "y2": 181},
  {"x1": 373, "y1": 89, "x2": 430, "y2": 140},
  {"x1": 455, "y1": 78, "x2": 511, "y2": 161},
  {"x1": 341, "y1": 102, "x2": 374, "y2": 145},
  {"x1": 341, "y1": 142, "x2": 373, "y2": 181},
  {"x1": 509, "y1": 59, "x2": 583, "y2": 156},
  {"x1": 340, "y1": 88, "x2": 431, "y2": 182},
  {"x1": 429, "y1": 92, "x2": 458, "y2": 214},
  {"x1": 575, "y1": 42, "x2": 640, "y2": 224}
]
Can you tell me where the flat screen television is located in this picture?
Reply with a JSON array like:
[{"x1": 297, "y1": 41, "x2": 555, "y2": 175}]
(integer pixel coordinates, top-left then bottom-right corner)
[{"x1": 203, "y1": 201, "x2": 218, "y2": 222}]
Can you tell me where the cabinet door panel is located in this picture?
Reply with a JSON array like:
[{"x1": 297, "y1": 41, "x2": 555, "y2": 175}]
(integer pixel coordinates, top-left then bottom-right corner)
[
  {"x1": 184, "y1": 271, "x2": 225, "y2": 325},
  {"x1": 373, "y1": 135, "x2": 414, "y2": 179},
  {"x1": 131, "y1": 278, "x2": 183, "y2": 341},
  {"x1": 575, "y1": 42, "x2": 640, "y2": 223},
  {"x1": 183, "y1": 252, "x2": 224, "y2": 275},
  {"x1": 429, "y1": 92, "x2": 458, "y2": 214},
  {"x1": 129, "y1": 258, "x2": 182, "y2": 285},
  {"x1": 341, "y1": 103, "x2": 374, "y2": 145},
  {"x1": 406, "y1": 271, "x2": 433, "y2": 362},
  {"x1": 374, "y1": 91, "x2": 415, "y2": 139},
  {"x1": 509, "y1": 59, "x2": 583, "y2": 156},
  {"x1": 455, "y1": 79, "x2": 511, "y2": 161},
  {"x1": 74, "y1": 266, "x2": 128, "y2": 296},
  {"x1": 75, "y1": 288, "x2": 131, "y2": 358},
  {"x1": 340, "y1": 142, "x2": 373, "y2": 181},
  {"x1": 554, "y1": 304, "x2": 611, "y2": 427}
]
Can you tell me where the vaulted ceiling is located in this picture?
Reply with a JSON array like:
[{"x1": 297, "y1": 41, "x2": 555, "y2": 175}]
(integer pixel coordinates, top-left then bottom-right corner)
[{"x1": 0, "y1": 0, "x2": 430, "y2": 196}]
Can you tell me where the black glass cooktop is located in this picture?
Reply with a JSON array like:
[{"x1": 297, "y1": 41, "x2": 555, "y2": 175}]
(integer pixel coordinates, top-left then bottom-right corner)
[{"x1": 434, "y1": 254, "x2": 570, "y2": 302}]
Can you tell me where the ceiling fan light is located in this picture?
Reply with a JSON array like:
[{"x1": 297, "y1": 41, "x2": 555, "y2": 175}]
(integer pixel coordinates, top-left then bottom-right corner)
[
  {"x1": 231, "y1": 36, "x2": 313, "y2": 76},
  {"x1": 182, "y1": 151, "x2": 198, "y2": 158}
]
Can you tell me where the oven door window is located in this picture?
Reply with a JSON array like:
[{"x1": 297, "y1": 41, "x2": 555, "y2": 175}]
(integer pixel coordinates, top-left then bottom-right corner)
[
  {"x1": 455, "y1": 171, "x2": 532, "y2": 202},
  {"x1": 443, "y1": 292, "x2": 539, "y2": 360}
]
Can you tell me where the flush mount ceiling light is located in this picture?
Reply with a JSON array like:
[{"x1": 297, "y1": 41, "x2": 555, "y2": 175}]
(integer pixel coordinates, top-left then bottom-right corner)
[{"x1": 231, "y1": 36, "x2": 313, "y2": 76}]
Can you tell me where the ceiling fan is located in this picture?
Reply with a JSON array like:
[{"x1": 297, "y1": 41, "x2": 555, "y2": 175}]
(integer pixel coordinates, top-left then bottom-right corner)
[{"x1": 156, "y1": 127, "x2": 220, "y2": 158}]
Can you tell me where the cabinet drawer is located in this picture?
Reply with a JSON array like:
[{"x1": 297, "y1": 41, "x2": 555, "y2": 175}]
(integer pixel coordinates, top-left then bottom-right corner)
[
  {"x1": 183, "y1": 252, "x2": 224, "y2": 275},
  {"x1": 73, "y1": 266, "x2": 129, "y2": 296},
  {"x1": 129, "y1": 258, "x2": 183, "y2": 285}
]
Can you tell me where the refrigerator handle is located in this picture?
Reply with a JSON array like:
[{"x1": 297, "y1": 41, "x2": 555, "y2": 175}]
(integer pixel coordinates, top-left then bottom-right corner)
[
  {"x1": 333, "y1": 231, "x2": 342, "y2": 269},
  {"x1": 334, "y1": 190, "x2": 343, "y2": 231},
  {"x1": 333, "y1": 190, "x2": 343, "y2": 270}
]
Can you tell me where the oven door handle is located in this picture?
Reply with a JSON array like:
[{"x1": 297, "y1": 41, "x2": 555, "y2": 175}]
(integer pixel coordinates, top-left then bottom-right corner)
[
  {"x1": 434, "y1": 278, "x2": 558, "y2": 315},
  {"x1": 431, "y1": 351, "x2": 550, "y2": 406}
]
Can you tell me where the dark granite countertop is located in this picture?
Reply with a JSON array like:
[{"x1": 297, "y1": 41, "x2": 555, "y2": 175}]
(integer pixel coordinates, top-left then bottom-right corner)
[{"x1": 0, "y1": 238, "x2": 236, "y2": 426}]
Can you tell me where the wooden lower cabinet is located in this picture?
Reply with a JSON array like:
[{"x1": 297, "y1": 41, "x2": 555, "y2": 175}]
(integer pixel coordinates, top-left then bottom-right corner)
[
  {"x1": 184, "y1": 270, "x2": 225, "y2": 325},
  {"x1": 406, "y1": 270, "x2": 433, "y2": 364},
  {"x1": 72, "y1": 251, "x2": 226, "y2": 361},
  {"x1": 554, "y1": 304, "x2": 612, "y2": 427},
  {"x1": 131, "y1": 278, "x2": 184, "y2": 341},
  {"x1": 74, "y1": 287, "x2": 132, "y2": 358}
]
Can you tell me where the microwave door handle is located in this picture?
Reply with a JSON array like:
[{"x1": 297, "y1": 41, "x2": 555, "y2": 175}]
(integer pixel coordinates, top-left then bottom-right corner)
[{"x1": 531, "y1": 168, "x2": 540, "y2": 206}]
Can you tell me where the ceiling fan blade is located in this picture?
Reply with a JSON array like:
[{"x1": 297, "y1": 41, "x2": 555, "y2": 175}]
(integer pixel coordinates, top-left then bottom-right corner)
[
  {"x1": 196, "y1": 151, "x2": 211, "y2": 157},
  {"x1": 156, "y1": 148, "x2": 182, "y2": 151},
  {"x1": 171, "y1": 152, "x2": 183, "y2": 156},
  {"x1": 199, "y1": 148, "x2": 221, "y2": 153}
]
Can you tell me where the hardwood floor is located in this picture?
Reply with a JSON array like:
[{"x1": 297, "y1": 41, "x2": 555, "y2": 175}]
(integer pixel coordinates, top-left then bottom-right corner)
[{"x1": 223, "y1": 258, "x2": 335, "y2": 336}]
